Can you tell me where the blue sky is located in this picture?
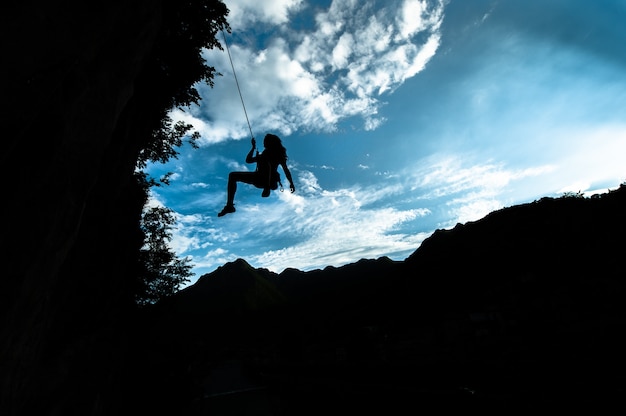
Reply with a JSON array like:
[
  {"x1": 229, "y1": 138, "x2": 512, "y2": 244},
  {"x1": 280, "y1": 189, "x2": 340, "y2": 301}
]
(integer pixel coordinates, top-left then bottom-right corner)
[{"x1": 146, "y1": 0, "x2": 626, "y2": 285}]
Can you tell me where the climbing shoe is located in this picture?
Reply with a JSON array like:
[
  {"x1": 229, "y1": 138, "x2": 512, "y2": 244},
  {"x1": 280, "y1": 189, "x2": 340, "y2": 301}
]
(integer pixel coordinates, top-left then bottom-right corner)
[{"x1": 218, "y1": 204, "x2": 236, "y2": 217}]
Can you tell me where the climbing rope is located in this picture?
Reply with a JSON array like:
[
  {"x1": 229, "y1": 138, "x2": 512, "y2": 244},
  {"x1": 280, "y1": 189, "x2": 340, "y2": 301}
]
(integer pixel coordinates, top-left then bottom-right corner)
[
  {"x1": 221, "y1": 30, "x2": 284, "y2": 193},
  {"x1": 221, "y1": 29, "x2": 254, "y2": 141}
]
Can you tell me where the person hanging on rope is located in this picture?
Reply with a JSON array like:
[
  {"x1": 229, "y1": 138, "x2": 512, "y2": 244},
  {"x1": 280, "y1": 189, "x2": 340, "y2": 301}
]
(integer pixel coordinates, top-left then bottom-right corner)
[{"x1": 218, "y1": 133, "x2": 295, "y2": 217}]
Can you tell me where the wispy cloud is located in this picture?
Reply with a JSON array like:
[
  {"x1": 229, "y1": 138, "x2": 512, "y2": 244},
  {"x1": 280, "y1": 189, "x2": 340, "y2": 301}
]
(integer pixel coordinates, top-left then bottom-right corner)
[
  {"x1": 166, "y1": 166, "x2": 431, "y2": 278},
  {"x1": 403, "y1": 155, "x2": 557, "y2": 225},
  {"x1": 232, "y1": 175, "x2": 431, "y2": 273},
  {"x1": 165, "y1": 151, "x2": 562, "y2": 280},
  {"x1": 225, "y1": 0, "x2": 304, "y2": 27}
]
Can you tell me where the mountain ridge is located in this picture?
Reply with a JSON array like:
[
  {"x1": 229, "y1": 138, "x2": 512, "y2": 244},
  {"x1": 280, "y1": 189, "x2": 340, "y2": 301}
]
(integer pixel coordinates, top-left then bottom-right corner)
[
  {"x1": 141, "y1": 185, "x2": 626, "y2": 413},
  {"x1": 180, "y1": 184, "x2": 625, "y2": 313}
]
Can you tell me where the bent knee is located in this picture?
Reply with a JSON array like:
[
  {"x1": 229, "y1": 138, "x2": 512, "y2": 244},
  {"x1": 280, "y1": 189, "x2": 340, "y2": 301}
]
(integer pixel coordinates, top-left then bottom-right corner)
[
  {"x1": 229, "y1": 171, "x2": 256, "y2": 184},
  {"x1": 229, "y1": 171, "x2": 243, "y2": 181}
]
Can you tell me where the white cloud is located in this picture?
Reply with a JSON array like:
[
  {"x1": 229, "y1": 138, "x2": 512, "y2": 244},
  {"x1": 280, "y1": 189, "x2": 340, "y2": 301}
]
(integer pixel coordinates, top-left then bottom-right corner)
[
  {"x1": 159, "y1": 146, "x2": 589, "y2": 282},
  {"x1": 184, "y1": 0, "x2": 445, "y2": 145},
  {"x1": 405, "y1": 32, "x2": 441, "y2": 78},
  {"x1": 298, "y1": 170, "x2": 323, "y2": 194},
  {"x1": 192, "y1": 248, "x2": 239, "y2": 278},
  {"x1": 547, "y1": 124, "x2": 626, "y2": 194},
  {"x1": 331, "y1": 32, "x2": 354, "y2": 70},
  {"x1": 404, "y1": 154, "x2": 558, "y2": 226},
  {"x1": 168, "y1": 168, "x2": 432, "y2": 277},
  {"x1": 165, "y1": 141, "x2": 621, "y2": 281},
  {"x1": 246, "y1": 181, "x2": 431, "y2": 272},
  {"x1": 226, "y1": 0, "x2": 304, "y2": 27},
  {"x1": 397, "y1": 0, "x2": 444, "y2": 39}
]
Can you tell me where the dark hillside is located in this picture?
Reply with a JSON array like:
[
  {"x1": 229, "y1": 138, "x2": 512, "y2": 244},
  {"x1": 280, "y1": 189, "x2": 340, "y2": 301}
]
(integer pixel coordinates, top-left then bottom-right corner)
[{"x1": 142, "y1": 186, "x2": 626, "y2": 414}]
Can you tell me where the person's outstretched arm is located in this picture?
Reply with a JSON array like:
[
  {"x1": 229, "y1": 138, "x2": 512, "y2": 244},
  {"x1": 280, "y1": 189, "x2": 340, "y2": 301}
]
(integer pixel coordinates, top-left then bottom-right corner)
[
  {"x1": 281, "y1": 161, "x2": 295, "y2": 193},
  {"x1": 245, "y1": 138, "x2": 257, "y2": 163}
]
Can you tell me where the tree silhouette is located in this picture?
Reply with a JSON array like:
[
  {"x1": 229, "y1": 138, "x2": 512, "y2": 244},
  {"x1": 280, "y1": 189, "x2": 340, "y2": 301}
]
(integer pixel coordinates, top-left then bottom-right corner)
[
  {"x1": 132, "y1": 0, "x2": 230, "y2": 304},
  {"x1": 136, "y1": 206, "x2": 193, "y2": 306}
]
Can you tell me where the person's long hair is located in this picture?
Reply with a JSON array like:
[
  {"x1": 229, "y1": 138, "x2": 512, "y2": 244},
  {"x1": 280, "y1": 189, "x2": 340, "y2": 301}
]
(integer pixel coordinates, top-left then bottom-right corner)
[{"x1": 263, "y1": 134, "x2": 287, "y2": 163}]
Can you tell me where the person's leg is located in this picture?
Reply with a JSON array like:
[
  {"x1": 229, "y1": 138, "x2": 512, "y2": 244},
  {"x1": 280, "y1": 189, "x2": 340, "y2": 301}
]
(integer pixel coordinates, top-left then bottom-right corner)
[
  {"x1": 219, "y1": 172, "x2": 257, "y2": 216},
  {"x1": 226, "y1": 171, "x2": 257, "y2": 205}
]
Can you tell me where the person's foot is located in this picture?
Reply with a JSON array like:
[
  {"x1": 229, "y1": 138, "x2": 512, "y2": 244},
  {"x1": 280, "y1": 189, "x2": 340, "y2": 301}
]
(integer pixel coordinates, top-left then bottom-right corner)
[
  {"x1": 261, "y1": 188, "x2": 270, "y2": 197},
  {"x1": 218, "y1": 204, "x2": 236, "y2": 217}
]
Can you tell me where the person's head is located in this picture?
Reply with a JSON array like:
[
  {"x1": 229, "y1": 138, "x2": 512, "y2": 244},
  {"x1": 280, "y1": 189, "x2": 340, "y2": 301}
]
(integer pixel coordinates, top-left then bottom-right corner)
[
  {"x1": 263, "y1": 133, "x2": 281, "y2": 148},
  {"x1": 263, "y1": 133, "x2": 287, "y2": 159}
]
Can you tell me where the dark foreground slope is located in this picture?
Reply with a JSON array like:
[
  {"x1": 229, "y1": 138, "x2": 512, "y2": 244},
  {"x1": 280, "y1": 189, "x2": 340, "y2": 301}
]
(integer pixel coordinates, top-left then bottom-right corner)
[{"x1": 139, "y1": 185, "x2": 626, "y2": 414}]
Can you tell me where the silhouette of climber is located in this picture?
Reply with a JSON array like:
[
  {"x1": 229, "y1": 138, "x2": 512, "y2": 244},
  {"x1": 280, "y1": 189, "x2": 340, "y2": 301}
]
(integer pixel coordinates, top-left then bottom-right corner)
[{"x1": 218, "y1": 133, "x2": 295, "y2": 217}]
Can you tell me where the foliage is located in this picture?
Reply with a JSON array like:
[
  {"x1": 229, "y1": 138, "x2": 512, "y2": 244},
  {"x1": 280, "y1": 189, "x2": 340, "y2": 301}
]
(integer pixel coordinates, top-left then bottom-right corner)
[
  {"x1": 133, "y1": 0, "x2": 230, "y2": 304},
  {"x1": 560, "y1": 190, "x2": 585, "y2": 199},
  {"x1": 152, "y1": 0, "x2": 230, "y2": 109},
  {"x1": 136, "y1": 206, "x2": 194, "y2": 306},
  {"x1": 136, "y1": 115, "x2": 200, "y2": 170},
  {"x1": 135, "y1": 0, "x2": 230, "y2": 169}
]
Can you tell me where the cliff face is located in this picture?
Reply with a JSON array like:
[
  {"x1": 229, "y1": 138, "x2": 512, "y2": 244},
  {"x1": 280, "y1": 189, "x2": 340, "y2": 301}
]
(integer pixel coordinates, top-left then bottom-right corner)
[{"x1": 1, "y1": 2, "x2": 163, "y2": 414}]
